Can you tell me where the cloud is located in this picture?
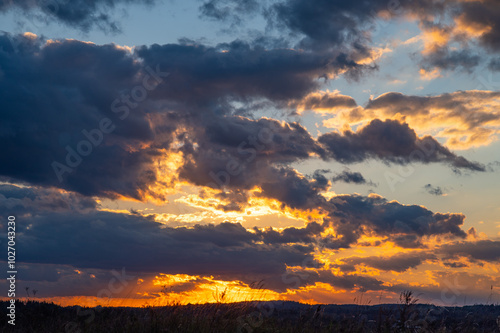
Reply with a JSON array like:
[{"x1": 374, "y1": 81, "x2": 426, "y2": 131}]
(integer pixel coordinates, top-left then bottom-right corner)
[
  {"x1": 200, "y1": 0, "x2": 500, "y2": 76},
  {"x1": 0, "y1": 0, "x2": 156, "y2": 32},
  {"x1": 267, "y1": 0, "x2": 395, "y2": 51},
  {"x1": 324, "y1": 194, "x2": 467, "y2": 249},
  {"x1": 342, "y1": 252, "x2": 436, "y2": 272},
  {"x1": 175, "y1": 117, "x2": 328, "y2": 209},
  {"x1": 424, "y1": 184, "x2": 445, "y2": 196},
  {"x1": 407, "y1": 1, "x2": 500, "y2": 72},
  {"x1": 0, "y1": 34, "x2": 165, "y2": 200},
  {"x1": 322, "y1": 90, "x2": 500, "y2": 149},
  {"x1": 438, "y1": 240, "x2": 500, "y2": 263},
  {"x1": 283, "y1": 269, "x2": 387, "y2": 292},
  {"x1": 421, "y1": 48, "x2": 481, "y2": 72},
  {"x1": 390, "y1": 234, "x2": 423, "y2": 249},
  {"x1": 292, "y1": 90, "x2": 357, "y2": 114},
  {"x1": 199, "y1": 0, "x2": 260, "y2": 26},
  {"x1": 7, "y1": 211, "x2": 315, "y2": 291},
  {"x1": 331, "y1": 170, "x2": 375, "y2": 186},
  {"x1": 489, "y1": 59, "x2": 500, "y2": 71},
  {"x1": 176, "y1": 115, "x2": 480, "y2": 211},
  {"x1": 135, "y1": 39, "x2": 371, "y2": 103},
  {"x1": 366, "y1": 91, "x2": 500, "y2": 149},
  {"x1": 453, "y1": 0, "x2": 500, "y2": 52},
  {"x1": 0, "y1": 184, "x2": 97, "y2": 214},
  {"x1": 254, "y1": 221, "x2": 324, "y2": 246},
  {"x1": 318, "y1": 119, "x2": 485, "y2": 171}
]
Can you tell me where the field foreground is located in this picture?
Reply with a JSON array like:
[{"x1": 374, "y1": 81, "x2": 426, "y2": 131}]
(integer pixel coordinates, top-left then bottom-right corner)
[{"x1": 1, "y1": 300, "x2": 500, "y2": 333}]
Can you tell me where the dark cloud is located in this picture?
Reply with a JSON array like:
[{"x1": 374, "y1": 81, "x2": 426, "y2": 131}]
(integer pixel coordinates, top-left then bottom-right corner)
[
  {"x1": 318, "y1": 119, "x2": 485, "y2": 171},
  {"x1": 196, "y1": 0, "x2": 442, "y2": 54},
  {"x1": 342, "y1": 252, "x2": 436, "y2": 272},
  {"x1": 365, "y1": 91, "x2": 500, "y2": 149},
  {"x1": 438, "y1": 240, "x2": 500, "y2": 263},
  {"x1": 3, "y1": 212, "x2": 314, "y2": 290},
  {"x1": 443, "y1": 261, "x2": 468, "y2": 268},
  {"x1": 0, "y1": 0, "x2": 156, "y2": 32},
  {"x1": 258, "y1": 167, "x2": 328, "y2": 209},
  {"x1": 489, "y1": 59, "x2": 500, "y2": 71},
  {"x1": 366, "y1": 91, "x2": 500, "y2": 127},
  {"x1": 325, "y1": 194, "x2": 467, "y2": 248},
  {"x1": 200, "y1": 0, "x2": 500, "y2": 75},
  {"x1": 135, "y1": 39, "x2": 369, "y2": 102},
  {"x1": 0, "y1": 184, "x2": 97, "y2": 214},
  {"x1": 202, "y1": 117, "x2": 324, "y2": 162},
  {"x1": 254, "y1": 221, "x2": 325, "y2": 245},
  {"x1": 293, "y1": 91, "x2": 357, "y2": 111},
  {"x1": 331, "y1": 170, "x2": 375, "y2": 186},
  {"x1": 277, "y1": 0, "x2": 500, "y2": 64},
  {"x1": 267, "y1": 0, "x2": 389, "y2": 51},
  {"x1": 0, "y1": 263, "x2": 141, "y2": 298},
  {"x1": 178, "y1": 116, "x2": 481, "y2": 211},
  {"x1": 199, "y1": 0, "x2": 380, "y2": 52},
  {"x1": 421, "y1": 48, "x2": 481, "y2": 72},
  {"x1": 424, "y1": 184, "x2": 445, "y2": 196},
  {"x1": 455, "y1": 0, "x2": 500, "y2": 52},
  {"x1": 407, "y1": 0, "x2": 500, "y2": 71},
  {"x1": 295, "y1": 269, "x2": 386, "y2": 292},
  {"x1": 390, "y1": 234, "x2": 423, "y2": 249},
  {"x1": 310, "y1": 169, "x2": 330, "y2": 189},
  {"x1": 199, "y1": 0, "x2": 260, "y2": 25},
  {"x1": 0, "y1": 34, "x2": 164, "y2": 200},
  {"x1": 176, "y1": 117, "x2": 328, "y2": 209}
]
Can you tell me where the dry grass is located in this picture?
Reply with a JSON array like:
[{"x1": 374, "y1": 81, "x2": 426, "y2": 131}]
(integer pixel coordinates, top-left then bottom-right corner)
[{"x1": 1, "y1": 291, "x2": 500, "y2": 333}]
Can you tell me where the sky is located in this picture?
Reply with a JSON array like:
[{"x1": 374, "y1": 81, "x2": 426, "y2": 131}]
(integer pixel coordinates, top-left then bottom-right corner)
[{"x1": 0, "y1": 0, "x2": 500, "y2": 307}]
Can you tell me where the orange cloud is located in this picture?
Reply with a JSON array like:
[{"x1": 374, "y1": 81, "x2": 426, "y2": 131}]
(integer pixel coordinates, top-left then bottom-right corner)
[
  {"x1": 316, "y1": 90, "x2": 500, "y2": 149},
  {"x1": 419, "y1": 68, "x2": 442, "y2": 81},
  {"x1": 420, "y1": 26, "x2": 452, "y2": 56},
  {"x1": 454, "y1": 13, "x2": 493, "y2": 38},
  {"x1": 292, "y1": 90, "x2": 357, "y2": 114}
]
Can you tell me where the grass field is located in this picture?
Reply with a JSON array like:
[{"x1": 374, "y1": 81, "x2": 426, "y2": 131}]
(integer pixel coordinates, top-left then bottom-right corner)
[{"x1": 1, "y1": 297, "x2": 499, "y2": 332}]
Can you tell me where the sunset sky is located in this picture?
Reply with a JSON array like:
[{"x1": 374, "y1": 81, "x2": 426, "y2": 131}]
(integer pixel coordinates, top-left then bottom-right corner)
[{"x1": 1, "y1": 0, "x2": 500, "y2": 307}]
